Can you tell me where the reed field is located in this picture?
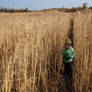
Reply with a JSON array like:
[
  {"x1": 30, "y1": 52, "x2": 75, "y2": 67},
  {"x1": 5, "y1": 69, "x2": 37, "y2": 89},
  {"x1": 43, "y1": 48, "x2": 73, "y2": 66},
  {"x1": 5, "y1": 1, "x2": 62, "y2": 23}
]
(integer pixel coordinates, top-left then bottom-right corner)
[{"x1": 0, "y1": 10, "x2": 91, "y2": 92}]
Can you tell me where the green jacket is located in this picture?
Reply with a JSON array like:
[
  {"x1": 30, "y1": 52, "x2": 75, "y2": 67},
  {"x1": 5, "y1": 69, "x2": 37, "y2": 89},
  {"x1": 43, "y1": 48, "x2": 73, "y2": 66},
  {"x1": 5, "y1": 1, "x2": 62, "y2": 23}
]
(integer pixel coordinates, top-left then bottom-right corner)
[{"x1": 61, "y1": 47, "x2": 74, "y2": 63}]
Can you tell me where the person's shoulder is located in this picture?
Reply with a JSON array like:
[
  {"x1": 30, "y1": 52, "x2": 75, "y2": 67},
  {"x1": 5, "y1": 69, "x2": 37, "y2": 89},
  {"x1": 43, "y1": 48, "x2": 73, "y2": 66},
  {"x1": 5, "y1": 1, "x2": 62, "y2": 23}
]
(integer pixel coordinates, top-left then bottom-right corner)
[{"x1": 70, "y1": 47, "x2": 74, "y2": 51}]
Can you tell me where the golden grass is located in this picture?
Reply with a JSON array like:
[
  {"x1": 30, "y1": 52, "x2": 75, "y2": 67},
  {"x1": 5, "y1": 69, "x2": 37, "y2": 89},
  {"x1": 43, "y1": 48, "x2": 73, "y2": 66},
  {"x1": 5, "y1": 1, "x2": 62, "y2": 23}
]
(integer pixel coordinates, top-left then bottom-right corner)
[
  {"x1": 73, "y1": 12, "x2": 91, "y2": 92},
  {"x1": 0, "y1": 12, "x2": 71, "y2": 92},
  {"x1": 0, "y1": 10, "x2": 91, "y2": 92}
]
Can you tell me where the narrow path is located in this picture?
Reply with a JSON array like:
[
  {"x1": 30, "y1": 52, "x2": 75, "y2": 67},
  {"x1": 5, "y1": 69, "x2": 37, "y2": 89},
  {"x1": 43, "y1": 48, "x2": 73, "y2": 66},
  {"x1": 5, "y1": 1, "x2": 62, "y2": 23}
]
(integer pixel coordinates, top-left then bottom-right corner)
[
  {"x1": 62, "y1": 18, "x2": 74, "y2": 92},
  {"x1": 68, "y1": 18, "x2": 74, "y2": 47}
]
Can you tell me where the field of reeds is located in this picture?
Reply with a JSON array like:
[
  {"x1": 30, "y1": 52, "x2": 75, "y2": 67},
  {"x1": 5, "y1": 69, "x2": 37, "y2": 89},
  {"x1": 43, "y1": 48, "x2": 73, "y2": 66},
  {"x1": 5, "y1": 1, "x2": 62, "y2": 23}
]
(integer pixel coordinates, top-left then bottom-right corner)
[{"x1": 0, "y1": 10, "x2": 92, "y2": 92}]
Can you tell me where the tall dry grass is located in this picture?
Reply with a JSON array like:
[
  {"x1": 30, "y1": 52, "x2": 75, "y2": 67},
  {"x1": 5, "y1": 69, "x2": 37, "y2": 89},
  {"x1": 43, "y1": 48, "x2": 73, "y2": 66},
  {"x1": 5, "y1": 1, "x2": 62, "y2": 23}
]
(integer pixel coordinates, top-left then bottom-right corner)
[
  {"x1": 0, "y1": 12, "x2": 71, "y2": 92},
  {"x1": 0, "y1": 10, "x2": 92, "y2": 92},
  {"x1": 73, "y1": 11, "x2": 92, "y2": 92}
]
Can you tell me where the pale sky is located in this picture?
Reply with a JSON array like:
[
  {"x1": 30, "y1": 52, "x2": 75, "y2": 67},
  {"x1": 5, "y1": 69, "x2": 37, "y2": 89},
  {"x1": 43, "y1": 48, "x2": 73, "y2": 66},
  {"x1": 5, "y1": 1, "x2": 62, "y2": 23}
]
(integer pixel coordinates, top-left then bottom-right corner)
[{"x1": 0, "y1": 0, "x2": 92, "y2": 10}]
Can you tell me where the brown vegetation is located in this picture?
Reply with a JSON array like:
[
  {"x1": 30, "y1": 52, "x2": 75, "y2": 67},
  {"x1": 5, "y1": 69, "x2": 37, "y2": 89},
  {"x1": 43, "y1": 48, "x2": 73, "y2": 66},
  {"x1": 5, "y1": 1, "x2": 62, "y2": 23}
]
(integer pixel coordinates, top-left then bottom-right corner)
[{"x1": 0, "y1": 10, "x2": 91, "y2": 92}]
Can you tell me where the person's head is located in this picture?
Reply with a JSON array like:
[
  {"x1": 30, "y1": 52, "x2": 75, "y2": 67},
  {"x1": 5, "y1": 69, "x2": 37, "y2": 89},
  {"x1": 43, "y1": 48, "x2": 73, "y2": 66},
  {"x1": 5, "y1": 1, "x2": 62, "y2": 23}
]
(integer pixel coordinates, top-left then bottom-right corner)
[
  {"x1": 65, "y1": 38, "x2": 72, "y2": 49},
  {"x1": 65, "y1": 43, "x2": 71, "y2": 49}
]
